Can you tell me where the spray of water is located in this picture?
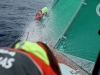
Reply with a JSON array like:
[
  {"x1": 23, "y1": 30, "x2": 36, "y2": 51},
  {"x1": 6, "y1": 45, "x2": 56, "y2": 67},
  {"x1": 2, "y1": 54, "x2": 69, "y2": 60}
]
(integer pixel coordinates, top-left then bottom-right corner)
[{"x1": 20, "y1": 20, "x2": 42, "y2": 41}]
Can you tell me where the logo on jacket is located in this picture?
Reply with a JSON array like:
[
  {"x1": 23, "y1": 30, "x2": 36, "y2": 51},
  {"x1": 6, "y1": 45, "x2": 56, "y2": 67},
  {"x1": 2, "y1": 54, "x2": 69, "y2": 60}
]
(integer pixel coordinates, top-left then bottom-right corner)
[{"x1": 0, "y1": 49, "x2": 16, "y2": 69}]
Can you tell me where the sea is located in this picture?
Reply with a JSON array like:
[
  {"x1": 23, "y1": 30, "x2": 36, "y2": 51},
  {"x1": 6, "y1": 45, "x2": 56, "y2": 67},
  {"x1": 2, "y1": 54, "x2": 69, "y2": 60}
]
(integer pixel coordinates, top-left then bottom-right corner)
[{"x1": 0, "y1": 0, "x2": 52, "y2": 47}]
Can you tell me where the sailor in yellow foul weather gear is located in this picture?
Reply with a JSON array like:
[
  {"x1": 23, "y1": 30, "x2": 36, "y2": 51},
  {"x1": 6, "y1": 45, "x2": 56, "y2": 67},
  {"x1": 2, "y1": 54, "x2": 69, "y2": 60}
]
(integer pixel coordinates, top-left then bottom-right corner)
[
  {"x1": 0, "y1": 40, "x2": 61, "y2": 75},
  {"x1": 34, "y1": 7, "x2": 49, "y2": 21}
]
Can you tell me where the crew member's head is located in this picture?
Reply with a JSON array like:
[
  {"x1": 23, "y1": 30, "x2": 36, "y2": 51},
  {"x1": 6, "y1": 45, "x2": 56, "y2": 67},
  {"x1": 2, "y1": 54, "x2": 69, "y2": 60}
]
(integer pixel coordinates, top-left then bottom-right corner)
[{"x1": 41, "y1": 7, "x2": 48, "y2": 14}]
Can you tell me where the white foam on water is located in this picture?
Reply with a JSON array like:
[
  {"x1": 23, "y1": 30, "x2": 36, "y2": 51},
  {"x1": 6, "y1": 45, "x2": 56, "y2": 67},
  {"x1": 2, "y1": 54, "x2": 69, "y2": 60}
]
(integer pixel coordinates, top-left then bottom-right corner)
[{"x1": 20, "y1": 20, "x2": 45, "y2": 42}]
